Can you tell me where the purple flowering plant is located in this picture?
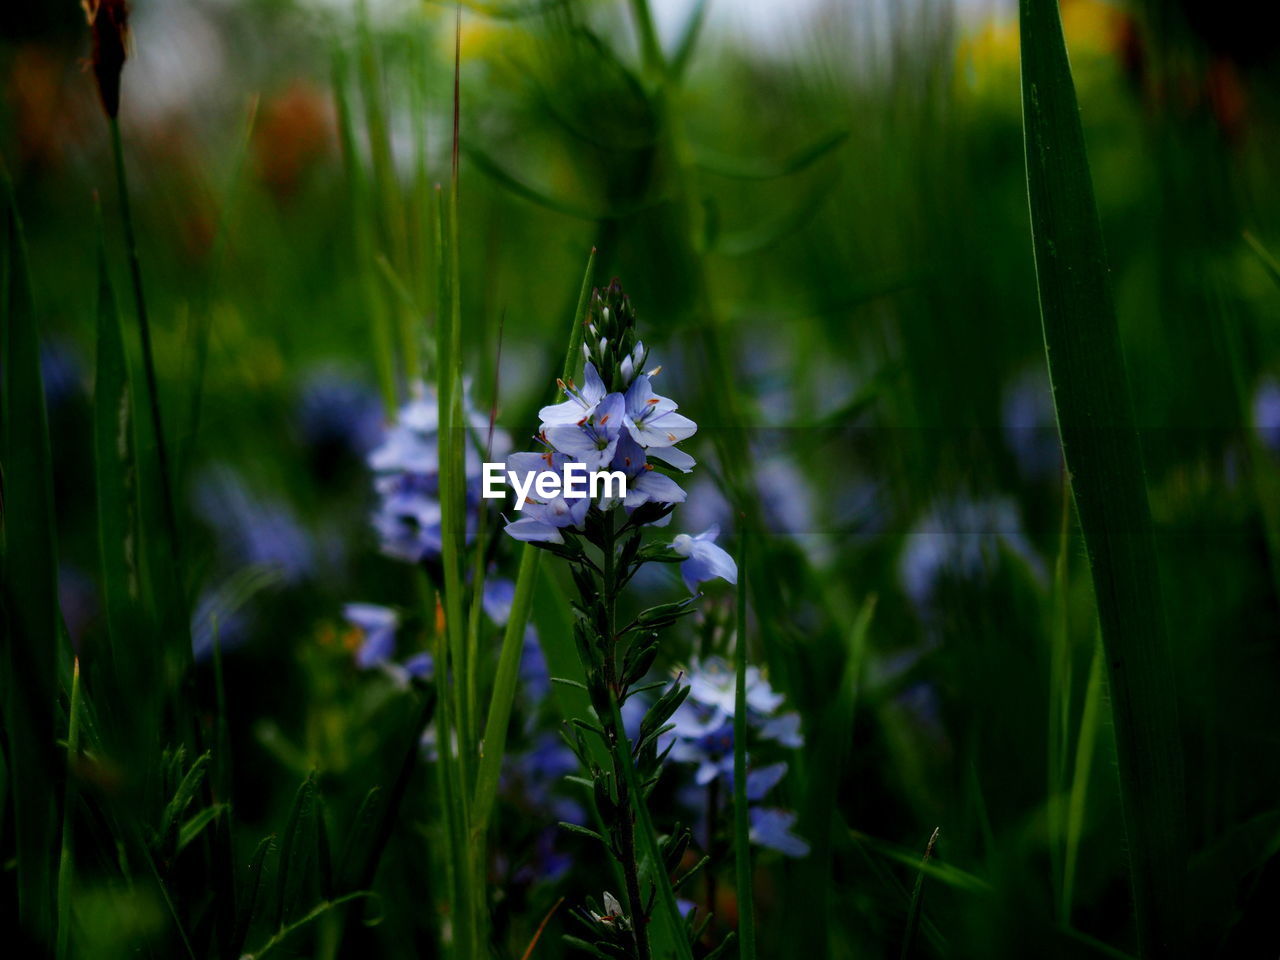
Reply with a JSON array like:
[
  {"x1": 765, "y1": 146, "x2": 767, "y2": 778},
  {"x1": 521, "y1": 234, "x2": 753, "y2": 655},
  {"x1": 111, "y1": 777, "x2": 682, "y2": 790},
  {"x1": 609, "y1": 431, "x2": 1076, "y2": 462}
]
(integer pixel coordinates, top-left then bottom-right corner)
[{"x1": 502, "y1": 281, "x2": 737, "y2": 960}]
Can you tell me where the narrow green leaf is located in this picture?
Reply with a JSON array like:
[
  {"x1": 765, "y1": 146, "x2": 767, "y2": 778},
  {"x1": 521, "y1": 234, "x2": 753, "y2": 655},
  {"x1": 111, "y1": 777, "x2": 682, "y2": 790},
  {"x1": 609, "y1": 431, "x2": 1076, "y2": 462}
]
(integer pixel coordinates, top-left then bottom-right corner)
[
  {"x1": 464, "y1": 146, "x2": 656, "y2": 221},
  {"x1": 1243, "y1": 231, "x2": 1280, "y2": 290},
  {"x1": 690, "y1": 129, "x2": 848, "y2": 181},
  {"x1": 232, "y1": 834, "x2": 276, "y2": 959},
  {"x1": 176, "y1": 803, "x2": 227, "y2": 856},
  {"x1": 158, "y1": 751, "x2": 211, "y2": 845},
  {"x1": 242, "y1": 891, "x2": 373, "y2": 960},
  {"x1": 1021, "y1": 1, "x2": 1188, "y2": 954},
  {"x1": 607, "y1": 695, "x2": 695, "y2": 960},
  {"x1": 275, "y1": 773, "x2": 318, "y2": 930}
]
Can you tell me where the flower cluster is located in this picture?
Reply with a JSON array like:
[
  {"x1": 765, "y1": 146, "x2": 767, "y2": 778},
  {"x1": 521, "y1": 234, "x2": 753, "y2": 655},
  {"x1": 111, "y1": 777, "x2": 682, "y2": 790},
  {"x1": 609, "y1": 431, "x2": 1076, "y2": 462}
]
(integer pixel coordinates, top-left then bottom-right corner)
[
  {"x1": 666, "y1": 656, "x2": 809, "y2": 858},
  {"x1": 503, "y1": 281, "x2": 734, "y2": 594},
  {"x1": 368, "y1": 382, "x2": 510, "y2": 565}
]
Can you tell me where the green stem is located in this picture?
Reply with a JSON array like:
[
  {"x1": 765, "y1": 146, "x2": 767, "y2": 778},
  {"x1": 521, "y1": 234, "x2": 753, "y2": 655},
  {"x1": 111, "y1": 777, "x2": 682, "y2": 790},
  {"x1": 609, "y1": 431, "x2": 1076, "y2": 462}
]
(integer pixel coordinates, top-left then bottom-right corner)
[
  {"x1": 627, "y1": 0, "x2": 665, "y2": 81},
  {"x1": 599, "y1": 512, "x2": 651, "y2": 960},
  {"x1": 731, "y1": 534, "x2": 756, "y2": 960},
  {"x1": 110, "y1": 117, "x2": 180, "y2": 572}
]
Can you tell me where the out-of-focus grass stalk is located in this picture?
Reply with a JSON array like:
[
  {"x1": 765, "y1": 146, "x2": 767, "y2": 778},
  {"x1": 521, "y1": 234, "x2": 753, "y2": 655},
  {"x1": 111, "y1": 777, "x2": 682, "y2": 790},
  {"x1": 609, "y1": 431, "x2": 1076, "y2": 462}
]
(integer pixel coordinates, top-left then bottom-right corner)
[
  {"x1": 438, "y1": 15, "x2": 487, "y2": 947},
  {"x1": 109, "y1": 117, "x2": 181, "y2": 575},
  {"x1": 55, "y1": 659, "x2": 83, "y2": 960},
  {"x1": 92, "y1": 199, "x2": 137, "y2": 665},
  {"x1": 435, "y1": 168, "x2": 480, "y2": 954},
  {"x1": 1020, "y1": 0, "x2": 1187, "y2": 954},
  {"x1": 471, "y1": 247, "x2": 597, "y2": 835},
  {"x1": 333, "y1": 43, "x2": 398, "y2": 415},
  {"x1": 627, "y1": 0, "x2": 664, "y2": 80},
  {"x1": 1219, "y1": 234, "x2": 1280, "y2": 608},
  {"x1": 357, "y1": 0, "x2": 419, "y2": 387},
  {"x1": 182, "y1": 95, "x2": 260, "y2": 481},
  {"x1": 731, "y1": 535, "x2": 757, "y2": 960}
]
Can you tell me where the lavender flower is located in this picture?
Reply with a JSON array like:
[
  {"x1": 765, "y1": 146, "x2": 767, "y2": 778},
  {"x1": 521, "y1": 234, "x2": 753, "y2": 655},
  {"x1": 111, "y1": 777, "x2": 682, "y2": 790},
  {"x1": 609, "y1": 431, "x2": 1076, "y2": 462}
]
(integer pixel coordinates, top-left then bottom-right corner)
[
  {"x1": 665, "y1": 656, "x2": 808, "y2": 857},
  {"x1": 671, "y1": 526, "x2": 738, "y2": 593},
  {"x1": 503, "y1": 283, "x2": 696, "y2": 547},
  {"x1": 511, "y1": 279, "x2": 743, "y2": 956}
]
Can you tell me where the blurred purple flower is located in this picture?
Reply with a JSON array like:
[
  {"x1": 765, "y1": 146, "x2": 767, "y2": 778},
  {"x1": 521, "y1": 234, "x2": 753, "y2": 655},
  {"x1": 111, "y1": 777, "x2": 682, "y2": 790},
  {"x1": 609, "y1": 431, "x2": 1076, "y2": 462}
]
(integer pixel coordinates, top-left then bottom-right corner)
[
  {"x1": 1002, "y1": 367, "x2": 1061, "y2": 480},
  {"x1": 342, "y1": 602, "x2": 432, "y2": 681},
  {"x1": 1254, "y1": 378, "x2": 1280, "y2": 454},
  {"x1": 295, "y1": 366, "x2": 383, "y2": 461},
  {"x1": 190, "y1": 585, "x2": 250, "y2": 662},
  {"x1": 40, "y1": 338, "x2": 84, "y2": 411},
  {"x1": 749, "y1": 807, "x2": 810, "y2": 857},
  {"x1": 368, "y1": 382, "x2": 511, "y2": 564},
  {"x1": 899, "y1": 495, "x2": 1044, "y2": 617},
  {"x1": 665, "y1": 656, "x2": 807, "y2": 857},
  {"x1": 192, "y1": 464, "x2": 315, "y2": 585}
]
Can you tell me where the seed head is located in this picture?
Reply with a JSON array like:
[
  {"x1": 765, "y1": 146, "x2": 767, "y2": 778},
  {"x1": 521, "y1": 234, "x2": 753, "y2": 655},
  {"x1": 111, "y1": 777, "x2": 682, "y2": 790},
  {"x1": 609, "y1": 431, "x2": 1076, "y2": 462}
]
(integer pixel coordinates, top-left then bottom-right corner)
[{"x1": 82, "y1": 0, "x2": 130, "y2": 119}]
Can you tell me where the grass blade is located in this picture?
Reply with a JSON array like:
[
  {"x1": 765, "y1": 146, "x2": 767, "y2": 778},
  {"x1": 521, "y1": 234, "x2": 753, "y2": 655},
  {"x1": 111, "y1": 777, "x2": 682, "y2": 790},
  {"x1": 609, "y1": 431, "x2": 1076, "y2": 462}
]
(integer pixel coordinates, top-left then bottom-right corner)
[
  {"x1": 108, "y1": 117, "x2": 181, "y2": 586},
  {"x1": 1020, "y1": 1, "x2": 1187, "y2": 953},
  {"x1": 899, "y1": 828, "x2": 940, "y2": 960},
  {"x1": 472, "y1": 246, "x2": 598, "y2": 831},
  {"x1": 1, "y1": 186, "x2": 62, "y2": 944},
  {"x1": 1062, "y1": 636, "x2": 1105, "y2": 922},
  {"x1": 55, "y1": 659, "x2": 84, "y2": 960}
]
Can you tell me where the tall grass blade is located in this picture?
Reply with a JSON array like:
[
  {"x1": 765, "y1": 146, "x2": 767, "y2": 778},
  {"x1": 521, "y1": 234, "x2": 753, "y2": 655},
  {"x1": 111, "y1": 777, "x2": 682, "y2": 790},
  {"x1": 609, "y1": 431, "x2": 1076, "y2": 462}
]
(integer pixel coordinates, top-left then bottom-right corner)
[
  {"x1": 1062, "y1": 637, "x2": 1105, "y2": 922},
  {"x1": 332, "y1": 42, "x2": 397, "y2": 415},
  {"x1": 92, "y1": 205, "x2": 142, "y2": 670},
  {"x1": 108, "y1": 117, "x2": 181, "y2": 581},
  {"x1": 55, "y1": 658, "x2": 83, "y2": 960},
  {"x1": 1, "y1": 188, "x2": 62, "y2": 944},
  {"x1": 731, "y1": 533, "x2": 756, "y2": 960},
  {"x1": 1020, "y1": 1, "x2": 1187, "y2": 953}
]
